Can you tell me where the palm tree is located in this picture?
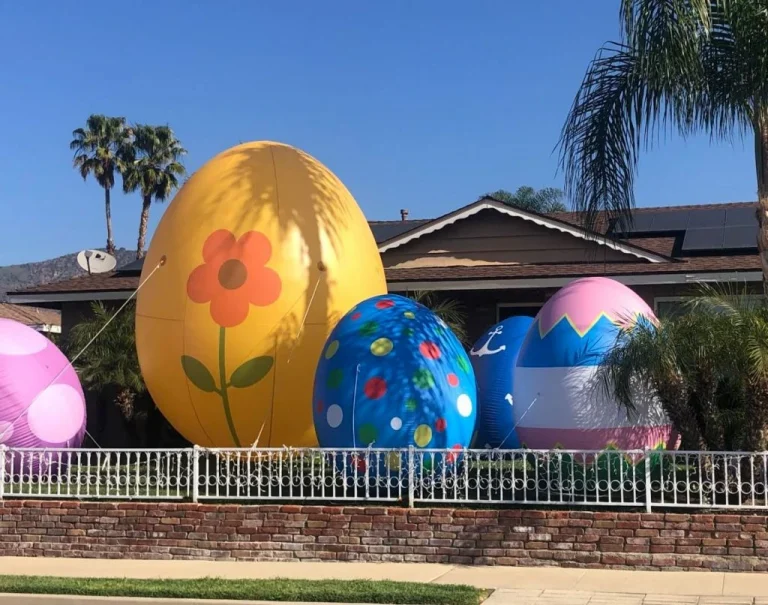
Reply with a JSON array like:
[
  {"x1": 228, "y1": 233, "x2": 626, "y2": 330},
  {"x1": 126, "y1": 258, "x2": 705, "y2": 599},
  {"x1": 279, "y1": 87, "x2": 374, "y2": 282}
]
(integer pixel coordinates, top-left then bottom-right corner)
[
  {"x1": 600, "y1": 286, "x2": 768, "y2": 451},
  {"x1": 486, "y1": 186, "x2": 567, "y2": 213},
  {"x1": 122, "y1": 125, "x2": 186, "y2": 259},
  {"x1": 67, "y1": 301, "x2": 188, "y2": 448},
  {"x1": 70, "y1": 115, "x2": 130, "y2": 255},
  {"x1": 68, "y1": 301, "x2": 146, "y2": 424},
  {"x1": 408, "y1": 290, "x2": 469, "y2": 345},
  {"x1": 559, "y1": 0, "x2": 768, "y2": 282}
]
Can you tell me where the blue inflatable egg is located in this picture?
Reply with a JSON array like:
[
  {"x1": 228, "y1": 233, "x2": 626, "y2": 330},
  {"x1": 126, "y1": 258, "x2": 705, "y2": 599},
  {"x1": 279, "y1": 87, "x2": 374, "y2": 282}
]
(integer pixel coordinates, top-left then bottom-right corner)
[
  {"x1": 470, "y1": 316, "x2": 533, "y2": 449},
  {"x1": 313, "y1": 294, "x2": 476, "y2": 468}
]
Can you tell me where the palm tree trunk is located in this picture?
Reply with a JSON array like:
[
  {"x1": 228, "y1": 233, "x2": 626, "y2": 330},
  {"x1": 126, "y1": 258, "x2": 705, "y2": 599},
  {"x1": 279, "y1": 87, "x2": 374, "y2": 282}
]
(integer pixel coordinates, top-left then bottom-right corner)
[
  {"x1": 136, "y1": 195, "x2": 152, "y2": 259},
  {"x1": 104, "y1": 186, "x2": 115, "y2": 256},
  {"x1": 755, "y1": 111, "x2": 768, "y2": 292}
]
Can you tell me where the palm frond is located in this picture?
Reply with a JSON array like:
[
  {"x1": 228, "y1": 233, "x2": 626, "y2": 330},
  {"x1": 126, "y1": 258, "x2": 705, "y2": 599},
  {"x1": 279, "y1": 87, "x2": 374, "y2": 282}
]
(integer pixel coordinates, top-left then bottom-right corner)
[
  {"x1": 559, "y1": 0, "x2": 754, "y2": 231},
  {"x1": 69, "y1": 114, "x2": 130, "y2": 189},
  {"x1": 600, "y1": 283, "x2": 768, "y2": 450},
  {"x1": 122, "y1": 124, "x2": 187, "y2": 198},
  {"x1": 558, "y1": 44, "x2": 643, "y2": 230},
  {"x1": 67, "y1": 302, "x2": 145, "y2": 394},
  {"x1": 408, "y1": 291, "x2": 469, "y2": 345}
]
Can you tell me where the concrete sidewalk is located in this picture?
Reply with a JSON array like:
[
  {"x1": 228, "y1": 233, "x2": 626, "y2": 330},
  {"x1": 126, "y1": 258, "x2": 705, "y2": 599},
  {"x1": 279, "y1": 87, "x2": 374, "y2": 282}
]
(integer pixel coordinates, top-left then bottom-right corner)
[{"x1": 3, "y1": 558, "x2": 768, "y2": 603}]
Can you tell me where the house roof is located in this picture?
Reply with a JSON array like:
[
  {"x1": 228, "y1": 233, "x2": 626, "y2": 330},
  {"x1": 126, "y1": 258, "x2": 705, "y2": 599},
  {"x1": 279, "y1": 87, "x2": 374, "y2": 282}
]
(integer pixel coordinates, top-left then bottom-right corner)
[
  {"x1": 8, "y1": 253, "x2": 759, "y2": 302},
  {"x1": 7, "y1": 272, "x2": 140, "y2": 297},
  {"x1": 0, "y1": 303, "x2": 61, "y2": 327},
  {"x1": 7, "y1": 200, "x2": 761, "y2": 301}
]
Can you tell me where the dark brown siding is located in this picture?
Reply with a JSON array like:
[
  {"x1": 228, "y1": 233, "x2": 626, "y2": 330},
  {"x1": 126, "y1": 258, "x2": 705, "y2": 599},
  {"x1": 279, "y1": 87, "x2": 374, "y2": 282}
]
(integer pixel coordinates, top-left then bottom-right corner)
[{"x1": 60, "y1": 301, "x2": 96, "y2": 340}]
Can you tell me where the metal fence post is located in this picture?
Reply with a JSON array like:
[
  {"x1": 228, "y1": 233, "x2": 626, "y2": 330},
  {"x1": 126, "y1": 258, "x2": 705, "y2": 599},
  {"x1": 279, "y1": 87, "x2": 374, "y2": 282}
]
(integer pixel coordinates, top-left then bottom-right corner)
[
  {"x1": 407, "y1": 446, "x2": 415, "y2": 508},
  {"x1": 191, "y1": 445, "x2": 200, "y2": 503},
  {"x1": 0, "y1": 445, "x2": 6, "y2": 501},
  {"x1": 644, "y1": 448, "x2": 652, "y2": 513}
]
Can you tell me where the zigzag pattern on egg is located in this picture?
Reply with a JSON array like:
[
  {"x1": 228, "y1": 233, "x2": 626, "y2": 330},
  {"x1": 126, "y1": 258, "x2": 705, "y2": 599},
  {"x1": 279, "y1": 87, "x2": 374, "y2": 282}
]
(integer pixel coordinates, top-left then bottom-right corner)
[{"x1": 536, "y1": 309, "x2": 653, "y2": 339}]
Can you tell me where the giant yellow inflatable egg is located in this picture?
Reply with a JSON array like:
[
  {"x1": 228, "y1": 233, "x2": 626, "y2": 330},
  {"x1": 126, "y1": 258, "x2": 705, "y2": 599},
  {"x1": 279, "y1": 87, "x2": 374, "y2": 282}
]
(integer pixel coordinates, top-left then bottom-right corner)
[{"x1": 135, "y1": 142, "x2": 387, "y2": 447}]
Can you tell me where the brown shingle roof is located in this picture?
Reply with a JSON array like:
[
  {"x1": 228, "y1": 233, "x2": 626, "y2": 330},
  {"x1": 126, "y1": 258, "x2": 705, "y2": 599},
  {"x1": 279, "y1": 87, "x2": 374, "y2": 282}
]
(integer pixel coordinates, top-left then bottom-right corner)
[
  {"x1": 623, "y1": 236, "x2": 678, "y2": 257},
  {"x1": 10, "y1": 272, "x2": 138, "y2": 295},
  {"x1": 0, "y1": 303, "x2": 60, "y2": 326}
]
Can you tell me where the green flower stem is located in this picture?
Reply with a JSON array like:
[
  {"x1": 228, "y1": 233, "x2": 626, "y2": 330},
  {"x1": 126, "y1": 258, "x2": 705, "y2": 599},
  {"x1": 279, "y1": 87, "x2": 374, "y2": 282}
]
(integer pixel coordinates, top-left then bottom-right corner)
[{"x1": 219, "y1": 326, "x2": 241, "y2": 447}]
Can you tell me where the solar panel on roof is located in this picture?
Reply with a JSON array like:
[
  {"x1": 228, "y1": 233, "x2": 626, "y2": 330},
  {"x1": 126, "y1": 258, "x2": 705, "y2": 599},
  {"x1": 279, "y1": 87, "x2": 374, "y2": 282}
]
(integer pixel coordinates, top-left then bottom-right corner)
[
  {"x1": 687, "y1": 208, "x2": 726, "y2": 228},
  {"x1": 616, "y1": 213, "x2": 655, "y2": 233},
  {"x1": 725, "y1": 206, "x2": 756, "y2": 227},
  {"x1": 682, "y1": 227, "x2": 724, "y2": 251},
  {"x1": 651, "y1": 210, "x2": 690, "y2": 231},
  {"x1": 620, "y1": 206, "x2": 753, "y2": 234},
  {"x1": 723, "y1": 225, "x2": 757, "y2": 249}
]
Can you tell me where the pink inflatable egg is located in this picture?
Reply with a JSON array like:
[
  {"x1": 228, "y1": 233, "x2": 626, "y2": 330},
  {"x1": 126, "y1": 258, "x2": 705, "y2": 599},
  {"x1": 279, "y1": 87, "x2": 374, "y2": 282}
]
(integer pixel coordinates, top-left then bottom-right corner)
[
  {"x1": 0, "y1": 319, "x2": 86, "y2": 450},
  {"x1": 513, "y1": 278, "x2": 674, "y2": 451}
]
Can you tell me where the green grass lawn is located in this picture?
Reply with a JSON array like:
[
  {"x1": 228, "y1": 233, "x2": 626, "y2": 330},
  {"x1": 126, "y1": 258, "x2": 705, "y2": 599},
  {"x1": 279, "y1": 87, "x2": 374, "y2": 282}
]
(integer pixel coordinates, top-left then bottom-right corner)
[{"x1": 0, "y1": 575, "x2": 489, "y2": 604}]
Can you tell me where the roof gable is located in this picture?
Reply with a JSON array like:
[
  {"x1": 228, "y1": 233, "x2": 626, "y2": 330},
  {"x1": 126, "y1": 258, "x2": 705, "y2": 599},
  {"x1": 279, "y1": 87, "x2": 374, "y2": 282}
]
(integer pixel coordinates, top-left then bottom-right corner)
[{"x1": 377, "y1": 198, "x2": 668, "y2": 263}]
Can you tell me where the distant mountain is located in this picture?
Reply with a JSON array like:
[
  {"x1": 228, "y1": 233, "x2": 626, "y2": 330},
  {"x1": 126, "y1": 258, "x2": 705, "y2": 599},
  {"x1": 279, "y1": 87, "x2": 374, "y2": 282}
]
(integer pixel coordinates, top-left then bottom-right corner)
[{"x1": 0, "y1": 248, "x2": 135, "y2": 301}]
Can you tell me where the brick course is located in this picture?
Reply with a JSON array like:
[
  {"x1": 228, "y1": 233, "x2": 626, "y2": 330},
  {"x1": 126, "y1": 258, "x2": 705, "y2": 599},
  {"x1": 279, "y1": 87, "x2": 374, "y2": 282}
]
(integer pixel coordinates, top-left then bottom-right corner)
[{"x1": 2, "y1": 501, "x2": 768, "y2": 571}]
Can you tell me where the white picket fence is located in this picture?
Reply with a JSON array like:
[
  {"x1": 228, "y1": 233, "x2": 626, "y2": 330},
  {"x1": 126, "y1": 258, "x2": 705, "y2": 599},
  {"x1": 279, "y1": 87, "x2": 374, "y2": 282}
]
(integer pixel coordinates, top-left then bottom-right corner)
[{"x1": 1, "y1": 445, "x2": 767, "y2": 511}]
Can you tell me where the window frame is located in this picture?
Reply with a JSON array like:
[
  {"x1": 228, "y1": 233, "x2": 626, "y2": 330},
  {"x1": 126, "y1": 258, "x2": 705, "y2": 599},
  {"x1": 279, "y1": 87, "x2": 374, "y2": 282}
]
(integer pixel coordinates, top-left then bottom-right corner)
[
  {"x1": 495, "y1": 302, "x2": 543, "y2": 324},
  {"x1": 654, "y1": 295, "x2": 765, "y2": 318}
]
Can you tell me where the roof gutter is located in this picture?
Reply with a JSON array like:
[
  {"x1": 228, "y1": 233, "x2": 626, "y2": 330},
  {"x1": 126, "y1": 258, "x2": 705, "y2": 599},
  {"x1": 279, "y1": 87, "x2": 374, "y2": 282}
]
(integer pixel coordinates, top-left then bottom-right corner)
[
  {"x1": 7, "y1": 290, "x2": 135, "y2": 304},
  {"x1": 8, "y1": 270, "x2": 762, "y2": 302}
]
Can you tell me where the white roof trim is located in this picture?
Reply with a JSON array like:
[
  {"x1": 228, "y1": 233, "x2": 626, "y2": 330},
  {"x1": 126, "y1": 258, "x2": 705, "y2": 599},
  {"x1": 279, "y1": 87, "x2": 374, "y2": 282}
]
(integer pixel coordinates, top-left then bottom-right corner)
[
  {"x1": 377, "y1": 200, "x2": 668, "y2": 263},
  {"x1": 8, "y1": 291, "x2": 133, "y2": 304},
  {"x1": 388, "y1": 271, "x2": 762, "y2": 292}
]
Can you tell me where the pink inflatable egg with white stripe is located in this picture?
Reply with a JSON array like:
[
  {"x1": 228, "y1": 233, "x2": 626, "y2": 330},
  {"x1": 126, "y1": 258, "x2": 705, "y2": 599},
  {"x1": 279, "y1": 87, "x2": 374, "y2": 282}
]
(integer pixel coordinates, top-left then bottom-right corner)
[
  {"x1": 0, "y1": 319, "x2": 86, "y2": 451},
  {"x1": 513, "y1": 277, "x2": 674, "y2": 451}
]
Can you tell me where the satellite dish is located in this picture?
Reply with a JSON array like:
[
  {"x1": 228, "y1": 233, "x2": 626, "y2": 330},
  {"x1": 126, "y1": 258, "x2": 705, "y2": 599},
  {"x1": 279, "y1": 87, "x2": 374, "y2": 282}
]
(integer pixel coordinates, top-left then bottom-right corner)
[{"x1": 77, "y1": 249, "x2": 117, "y2": 275}]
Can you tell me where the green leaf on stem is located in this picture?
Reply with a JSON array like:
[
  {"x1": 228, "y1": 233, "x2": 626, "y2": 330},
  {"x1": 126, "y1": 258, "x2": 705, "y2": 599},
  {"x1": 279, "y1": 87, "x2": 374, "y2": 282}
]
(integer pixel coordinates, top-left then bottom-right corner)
[
  {"x1": 230, "y1": 356, "x2": 274, "y2": 388},
  {"x1": 181, "y1": 355, "x2": 218, "y2": 393}
]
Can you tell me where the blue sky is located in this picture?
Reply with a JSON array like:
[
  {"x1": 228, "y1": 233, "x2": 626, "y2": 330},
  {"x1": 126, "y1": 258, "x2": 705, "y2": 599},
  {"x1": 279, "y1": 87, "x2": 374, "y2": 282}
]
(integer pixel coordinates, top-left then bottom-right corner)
[{"x1": 0, "y1": 1, "x2": 757, "y2": 265}]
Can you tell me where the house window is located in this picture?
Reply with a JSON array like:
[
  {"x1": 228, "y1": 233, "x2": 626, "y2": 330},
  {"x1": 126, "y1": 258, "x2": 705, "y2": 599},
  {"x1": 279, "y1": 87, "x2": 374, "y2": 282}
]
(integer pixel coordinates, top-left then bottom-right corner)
[
  {"x1": 654, "y1": 298, "x2": 689, "y2": 319},
  {"x1": 496, "y1": 304, "x2": 542, "y2": 323},
  {"x1": 654, "y1": 295, "x2": 765, "y2": 319}
]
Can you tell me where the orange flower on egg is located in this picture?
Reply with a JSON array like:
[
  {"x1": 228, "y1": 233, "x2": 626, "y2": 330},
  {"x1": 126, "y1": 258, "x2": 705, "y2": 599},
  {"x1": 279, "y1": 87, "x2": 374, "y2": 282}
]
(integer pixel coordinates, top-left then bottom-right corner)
[{"x1": 186, "y1": 229, "x2": 281, "y2": 328}]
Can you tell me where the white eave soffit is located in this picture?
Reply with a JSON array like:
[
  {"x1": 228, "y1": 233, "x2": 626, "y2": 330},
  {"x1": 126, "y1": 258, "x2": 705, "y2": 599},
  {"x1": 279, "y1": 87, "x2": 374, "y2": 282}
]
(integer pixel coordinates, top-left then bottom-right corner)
[{"x1": 377, "y1": 201, "x2": 668, "y2": 263}]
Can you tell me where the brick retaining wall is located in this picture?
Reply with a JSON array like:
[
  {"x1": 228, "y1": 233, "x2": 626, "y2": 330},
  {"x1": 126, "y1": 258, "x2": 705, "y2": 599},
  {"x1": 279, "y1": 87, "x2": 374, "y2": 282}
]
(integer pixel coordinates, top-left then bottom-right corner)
[{"x1": 2, "y1": 501, "x2": 768, "y2": 571}]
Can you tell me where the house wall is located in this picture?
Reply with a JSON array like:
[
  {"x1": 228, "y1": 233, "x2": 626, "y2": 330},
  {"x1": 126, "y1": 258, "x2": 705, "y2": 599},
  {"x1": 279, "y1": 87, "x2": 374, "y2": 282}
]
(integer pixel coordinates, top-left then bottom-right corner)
[
  {"x1": 60, "y1": 302, "x2": 96, "y2": 341},
  {"x1": 60, "y1": 301, "x2": 124, "y2": 341},
  {"x1": 382, "y1": 210, "x2": 638, "y2": 269},
  {"x1": 431, "y1": 283, "x2": 761, "y2": 345}
]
